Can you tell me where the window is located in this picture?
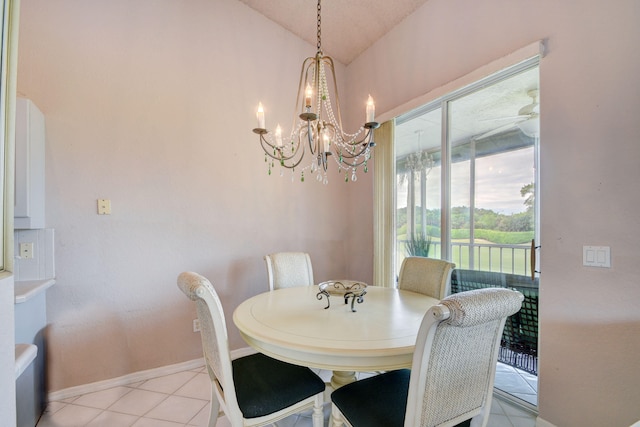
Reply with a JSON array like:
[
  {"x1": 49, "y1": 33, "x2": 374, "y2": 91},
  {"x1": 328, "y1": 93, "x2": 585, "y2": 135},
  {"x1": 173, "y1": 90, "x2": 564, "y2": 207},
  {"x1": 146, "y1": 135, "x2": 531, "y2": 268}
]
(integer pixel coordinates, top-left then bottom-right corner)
[{"x1": 393, "y1": 60, "x2": 539, "y2": 279}]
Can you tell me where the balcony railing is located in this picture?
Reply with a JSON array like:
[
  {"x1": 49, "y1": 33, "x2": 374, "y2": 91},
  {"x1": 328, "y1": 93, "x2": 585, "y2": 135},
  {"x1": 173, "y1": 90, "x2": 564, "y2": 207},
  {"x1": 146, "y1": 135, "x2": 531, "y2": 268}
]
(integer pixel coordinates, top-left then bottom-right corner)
[
  {"x1": 399, "y1": 240, "x2": 539, "y2": 375},
  {"x1": 426, "y1": 241, "x2": 532, "y2": 276},
  {"x1": 451, "y1": 268, "x2": 539, "y2": 375}
]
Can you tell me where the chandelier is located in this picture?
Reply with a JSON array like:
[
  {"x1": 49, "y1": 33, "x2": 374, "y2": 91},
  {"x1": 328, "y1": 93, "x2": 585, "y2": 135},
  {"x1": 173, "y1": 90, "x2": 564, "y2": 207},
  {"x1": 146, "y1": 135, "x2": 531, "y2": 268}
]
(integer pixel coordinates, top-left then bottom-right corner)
[
  {"x1": 406, "y1": 150, "x2": 434, "y2": 175},
  {"x1": 253, "y1": 0, "x2": 379, "y2": 184},
  {"x1": 406, "y1": 131, "x2": 434, "y2": 173}
]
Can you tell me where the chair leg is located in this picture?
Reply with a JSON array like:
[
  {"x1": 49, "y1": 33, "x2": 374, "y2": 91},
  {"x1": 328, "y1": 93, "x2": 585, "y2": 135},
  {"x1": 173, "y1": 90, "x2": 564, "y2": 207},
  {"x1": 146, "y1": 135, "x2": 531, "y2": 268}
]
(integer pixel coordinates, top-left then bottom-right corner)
[
  {"x1": 208, "y1": 389, "x2": 220, "y2": 427},
  {"x1": 331, "y1": 404, "x2": 345, "y2": 427},
  {"x1": 312, "y1": 393, "x2": 324, "y2": 427}
]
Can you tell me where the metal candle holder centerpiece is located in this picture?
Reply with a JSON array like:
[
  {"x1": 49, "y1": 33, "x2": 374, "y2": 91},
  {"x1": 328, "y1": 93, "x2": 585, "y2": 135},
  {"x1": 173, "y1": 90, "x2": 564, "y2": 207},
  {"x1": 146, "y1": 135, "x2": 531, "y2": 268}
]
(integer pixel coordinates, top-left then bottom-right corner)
[{"x1": 317, "y1": 280, "x2": 368, "y2": 312}]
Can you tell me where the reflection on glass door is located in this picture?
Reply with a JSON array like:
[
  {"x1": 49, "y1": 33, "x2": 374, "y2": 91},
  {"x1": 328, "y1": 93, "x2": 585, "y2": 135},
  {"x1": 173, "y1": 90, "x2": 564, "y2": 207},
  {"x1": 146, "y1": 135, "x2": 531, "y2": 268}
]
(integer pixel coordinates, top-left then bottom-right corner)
[
  {"x1": 396, "y1": 107, "x2": 441, "y2": 267},
  {"x1": 395, "y1": 62, "x2": 540, "y2": 408}
]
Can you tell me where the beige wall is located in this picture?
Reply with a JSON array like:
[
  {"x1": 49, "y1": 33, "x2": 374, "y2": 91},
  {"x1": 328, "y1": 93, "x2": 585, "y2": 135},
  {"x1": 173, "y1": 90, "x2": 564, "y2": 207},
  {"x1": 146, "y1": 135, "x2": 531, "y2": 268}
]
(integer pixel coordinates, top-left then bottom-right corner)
[
  {"x1": 16, "y1": 0, "x2": 365, "y2": 392},
  {"x1": 346, "y1": 1, "x2": 640, "y2": 426}
]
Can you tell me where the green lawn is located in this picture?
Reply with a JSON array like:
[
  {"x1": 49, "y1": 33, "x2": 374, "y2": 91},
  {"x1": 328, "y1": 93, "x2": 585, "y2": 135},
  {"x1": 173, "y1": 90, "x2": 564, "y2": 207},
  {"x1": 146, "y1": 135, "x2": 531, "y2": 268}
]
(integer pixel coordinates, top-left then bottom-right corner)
[{"x1": 397, "y1": 237, "x2": 530, "y2": 276}]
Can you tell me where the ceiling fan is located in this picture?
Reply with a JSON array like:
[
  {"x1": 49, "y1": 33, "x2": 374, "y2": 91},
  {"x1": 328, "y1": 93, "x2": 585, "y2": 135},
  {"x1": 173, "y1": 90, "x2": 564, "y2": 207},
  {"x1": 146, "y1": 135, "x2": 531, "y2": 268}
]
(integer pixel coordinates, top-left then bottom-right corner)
[{"x1": 477, "y1": 89, "x2": 540, "y2": 139}]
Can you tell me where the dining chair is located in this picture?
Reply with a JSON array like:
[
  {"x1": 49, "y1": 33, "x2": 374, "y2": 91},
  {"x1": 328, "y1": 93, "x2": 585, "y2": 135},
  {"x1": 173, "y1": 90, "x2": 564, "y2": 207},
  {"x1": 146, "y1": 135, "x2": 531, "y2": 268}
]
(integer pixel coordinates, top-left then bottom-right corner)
[
  {"x1": 177, "y1": 272, "x2": 325, "y2": 427},
  {"x1": 330, "y1": 287, "x2": 524, "y2": 427},
  {"x1": 264, "y1": 252, "x2": 314, "y2": 290},
  {"x1": 397, "y1": 256, "x2": 456, "y2": 299}
]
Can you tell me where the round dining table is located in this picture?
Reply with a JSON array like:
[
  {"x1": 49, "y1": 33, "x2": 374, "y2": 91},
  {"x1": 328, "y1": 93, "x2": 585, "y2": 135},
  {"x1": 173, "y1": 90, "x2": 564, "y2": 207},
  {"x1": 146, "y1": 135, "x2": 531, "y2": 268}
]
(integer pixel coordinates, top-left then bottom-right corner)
[{"x1": 232, "y1": 284, "x2": 439, "y2": 388}]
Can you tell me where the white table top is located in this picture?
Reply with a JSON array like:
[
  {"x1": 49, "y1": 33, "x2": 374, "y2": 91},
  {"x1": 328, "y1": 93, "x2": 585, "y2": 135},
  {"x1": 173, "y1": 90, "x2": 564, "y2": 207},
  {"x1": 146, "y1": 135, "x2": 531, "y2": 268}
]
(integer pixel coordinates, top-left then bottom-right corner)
[{"x1": 233, "y1": 285, "x2": 439, "y2": 372}]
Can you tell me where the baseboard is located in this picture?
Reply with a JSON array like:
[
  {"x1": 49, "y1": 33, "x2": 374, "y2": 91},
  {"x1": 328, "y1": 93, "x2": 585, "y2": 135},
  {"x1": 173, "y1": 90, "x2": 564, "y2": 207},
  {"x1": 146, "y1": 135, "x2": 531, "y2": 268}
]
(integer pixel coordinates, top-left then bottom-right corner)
[
  {"x1": 535, "y1": 416, "x2": 557, "y2": 427},
  {"x1": 47, "y1": 358, "x2": 206, "y2": 402},
  {"x1": 47, "y1": 347, "x2": 258, "y2": 402},
  {"x1": 493, "y1": 389, "x2": 537, "y2": 415}
]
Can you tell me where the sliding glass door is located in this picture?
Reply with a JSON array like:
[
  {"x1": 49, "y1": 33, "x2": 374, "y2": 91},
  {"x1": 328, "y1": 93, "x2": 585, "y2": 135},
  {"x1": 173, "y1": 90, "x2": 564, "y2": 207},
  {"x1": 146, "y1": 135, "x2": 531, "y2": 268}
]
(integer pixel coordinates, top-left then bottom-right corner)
[
  {"x1": 446, "y1": 66, "x2": 539, "y2": 275},
  {"x1": 395, "y1": 61, "x2": 540, "y2": 407}
]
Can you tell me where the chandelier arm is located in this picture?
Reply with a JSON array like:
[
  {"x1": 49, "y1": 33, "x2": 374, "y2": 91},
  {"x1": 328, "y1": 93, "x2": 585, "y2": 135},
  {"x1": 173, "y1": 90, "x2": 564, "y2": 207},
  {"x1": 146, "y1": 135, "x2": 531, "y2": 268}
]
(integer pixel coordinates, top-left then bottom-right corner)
[
  {"x1": 259, "y1": 133, "x2": 305, "y2": 167},
  {"x1": 330, "y1": 151, "x2": 369, "y2": 169},
  {"x1": 279, "y1": 150, "x2": 306, "y2": 169},
  {"x1": 334, "y1": 129, "x2": 376, "y2": 157},
  {"x1": 341, "y1": 128, "x2": 376, "y2": 148}
]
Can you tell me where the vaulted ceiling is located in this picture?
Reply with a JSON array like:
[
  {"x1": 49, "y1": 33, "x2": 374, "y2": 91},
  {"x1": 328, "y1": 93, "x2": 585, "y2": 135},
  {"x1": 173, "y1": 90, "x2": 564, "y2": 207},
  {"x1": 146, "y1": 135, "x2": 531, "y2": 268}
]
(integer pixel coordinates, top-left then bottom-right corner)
[{"x1": 237, "y1": 0, "x2": 429, "y2": 65}]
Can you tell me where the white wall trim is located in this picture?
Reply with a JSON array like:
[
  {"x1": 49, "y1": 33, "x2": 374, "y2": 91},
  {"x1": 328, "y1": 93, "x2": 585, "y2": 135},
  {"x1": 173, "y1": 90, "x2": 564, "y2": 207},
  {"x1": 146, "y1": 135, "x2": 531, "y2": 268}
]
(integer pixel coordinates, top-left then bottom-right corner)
[
  {"x1": 536, "y1": 416, "x2": 557, "y2": 427},
  {"x1": 47, "y1": 358, "x2": 205, "y2": 401},
  {"x1": 47, "y1": 346, "x2": 258, "y2": 402}
]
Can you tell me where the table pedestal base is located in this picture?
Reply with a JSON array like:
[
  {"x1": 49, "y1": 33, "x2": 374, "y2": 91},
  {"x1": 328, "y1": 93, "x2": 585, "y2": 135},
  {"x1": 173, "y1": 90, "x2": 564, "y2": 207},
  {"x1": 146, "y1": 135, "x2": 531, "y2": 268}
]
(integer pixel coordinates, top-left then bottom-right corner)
[{"x1": 330, "y1": 370, "x2": 357, "y2": 389}]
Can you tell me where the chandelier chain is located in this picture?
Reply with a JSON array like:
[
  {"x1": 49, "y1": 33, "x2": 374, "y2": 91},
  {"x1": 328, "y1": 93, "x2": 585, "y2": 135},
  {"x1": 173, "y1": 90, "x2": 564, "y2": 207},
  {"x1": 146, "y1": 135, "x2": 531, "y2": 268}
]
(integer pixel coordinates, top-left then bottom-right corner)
[{"x1": 317, "y1": 0, "x2": 322, "y2": 53}]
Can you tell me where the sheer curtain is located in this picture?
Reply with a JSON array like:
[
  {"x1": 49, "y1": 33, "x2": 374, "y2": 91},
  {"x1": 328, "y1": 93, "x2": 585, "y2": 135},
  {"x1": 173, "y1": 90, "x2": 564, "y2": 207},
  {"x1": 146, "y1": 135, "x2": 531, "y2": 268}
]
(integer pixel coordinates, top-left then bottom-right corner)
[{"x1": 373, "y1": 120, "x2": 395, "y2": 287}]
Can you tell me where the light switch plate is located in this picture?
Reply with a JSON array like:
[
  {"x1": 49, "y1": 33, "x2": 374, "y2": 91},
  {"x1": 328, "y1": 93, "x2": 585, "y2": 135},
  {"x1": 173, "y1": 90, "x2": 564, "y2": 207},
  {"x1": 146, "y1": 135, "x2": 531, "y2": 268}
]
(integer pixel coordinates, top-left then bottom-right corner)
[{"x1": 583, "y1": 246, "x2": 611, "y2": 268}]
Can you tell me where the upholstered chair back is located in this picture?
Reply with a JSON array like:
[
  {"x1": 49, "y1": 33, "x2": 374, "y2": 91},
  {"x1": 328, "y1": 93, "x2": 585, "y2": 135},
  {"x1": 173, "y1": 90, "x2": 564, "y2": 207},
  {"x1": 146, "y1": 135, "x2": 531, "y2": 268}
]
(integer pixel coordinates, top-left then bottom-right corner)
[
  {"x1": 398, "y1": 256, "x2": 456, "y2": 299},
  {"x1": 264, "y1": 252, "x2": 314, "y2": 290},
  {"x1": 177, "y1": 272, "x2": 241, "y2": 420},
  {"x1": 406, "y1": 287, "x2": 524, "y2": 426}
]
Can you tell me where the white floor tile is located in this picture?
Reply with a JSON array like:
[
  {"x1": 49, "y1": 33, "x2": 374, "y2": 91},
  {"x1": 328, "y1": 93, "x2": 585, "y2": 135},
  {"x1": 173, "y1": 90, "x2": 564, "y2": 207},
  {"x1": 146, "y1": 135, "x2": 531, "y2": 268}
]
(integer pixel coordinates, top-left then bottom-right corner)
[
  {"x1": 37, "y1": 364, "x2": 537, "y2": 427},
  {"x1": 108, "y1": 388, "x2": 168, "y2": 416},
  {"x1": 275, "y1": 414, "x2": 300, "y2": 427},
  {"x1": 73, "y1": 386, "x2": 133, "y2": 410},
  {"x1": 490, "y1": 398, "x2": 506, "y2": 415},
  {"x1": 494, "y1": 371, "x2": 536, "y2": 395},
  {"x1": 174, "y1": 372, "x2": 211, "y2": 400},
  {"x1": 487, "y1": 413, "x2": 515, "y2": 427},
  {"x1": 137, "y1": 370, "x2": 197, "y2": 394},
  {"x1": 43, "y1": 400, "x2": 67, "y2": 414},
  {"x1": 211, "y1": 415, "x2": 233, "y2": 427},
  {"x1": 187, "y1": 402, "x2": 212, "y2": 426},
  {"x1": 85, "y1": 410, "x2": 139, "y2": 427},
  {"x1": 38, "y1": 404, "x2": 102, "y2": 426},
  {"x1": 144, "y1": 395, "x2": 208, "y2": 424},
  {"x1": 131, "y1": 418, "x2": 185, "y2": 427},
  {"x1": 509, "y1": 415, "x2": 538, "y2": 427},
  {"x1": 497, "y1": 397, "x2": 538, "y2": 420}
]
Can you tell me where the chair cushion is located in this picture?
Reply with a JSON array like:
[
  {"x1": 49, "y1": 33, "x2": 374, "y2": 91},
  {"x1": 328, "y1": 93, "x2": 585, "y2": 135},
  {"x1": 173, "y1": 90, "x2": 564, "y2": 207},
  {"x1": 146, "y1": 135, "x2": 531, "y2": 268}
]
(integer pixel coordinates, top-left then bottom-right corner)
[
  {"x1": 233, "y1": 353, "x2": 325, "y2": 419},
  {"x1": 331, "y1": 369, "x2": 410, "y2": 427}
]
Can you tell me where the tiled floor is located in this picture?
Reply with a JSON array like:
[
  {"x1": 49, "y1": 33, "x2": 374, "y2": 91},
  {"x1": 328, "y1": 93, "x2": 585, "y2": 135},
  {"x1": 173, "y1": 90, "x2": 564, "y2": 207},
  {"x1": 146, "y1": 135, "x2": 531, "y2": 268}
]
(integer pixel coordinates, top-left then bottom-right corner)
[
  {"x1": 37, "y1": 365, "x2": 537, "y2": 427},
  {"x1": 494, "y1": 362, "x2": 538, "y2": 407}
]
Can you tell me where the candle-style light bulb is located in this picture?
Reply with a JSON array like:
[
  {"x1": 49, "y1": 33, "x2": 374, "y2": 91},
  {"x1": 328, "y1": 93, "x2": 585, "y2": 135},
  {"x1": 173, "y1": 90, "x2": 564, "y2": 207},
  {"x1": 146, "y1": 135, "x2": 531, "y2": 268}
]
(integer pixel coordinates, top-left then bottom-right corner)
[
  {"x1": 257, "y1": 102, "x2": 265, "y2": 129},
  {"x1": 322, "y1": 131, "x2": 330, "y2": 152},
  {"x1": 366, "y1": 95, "x2": 375, "y2": 123},
  {"x1": 275, "y1": 124, "x2": 283, "y2": 147},
  {"x1": 305, "y1": 84, "x2": 313, "y2": 108}
]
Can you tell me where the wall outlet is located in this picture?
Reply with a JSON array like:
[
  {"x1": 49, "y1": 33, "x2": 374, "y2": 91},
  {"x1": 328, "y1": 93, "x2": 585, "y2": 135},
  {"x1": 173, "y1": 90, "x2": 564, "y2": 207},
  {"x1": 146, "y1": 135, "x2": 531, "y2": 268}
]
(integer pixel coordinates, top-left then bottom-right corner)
[
  {"x1": 97, "y1": 199, "x2": 111, "y2": 215},
  {"x1": 193, "y1": 319, "x2": 201, "y2": 333}
]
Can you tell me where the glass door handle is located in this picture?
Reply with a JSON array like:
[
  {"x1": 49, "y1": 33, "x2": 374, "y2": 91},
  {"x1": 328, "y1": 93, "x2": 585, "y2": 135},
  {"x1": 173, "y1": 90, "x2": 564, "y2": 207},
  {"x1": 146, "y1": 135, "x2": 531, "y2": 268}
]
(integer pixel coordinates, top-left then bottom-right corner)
[{"x1": 530, "y1": 239, "x2": 541, "y2": 281}]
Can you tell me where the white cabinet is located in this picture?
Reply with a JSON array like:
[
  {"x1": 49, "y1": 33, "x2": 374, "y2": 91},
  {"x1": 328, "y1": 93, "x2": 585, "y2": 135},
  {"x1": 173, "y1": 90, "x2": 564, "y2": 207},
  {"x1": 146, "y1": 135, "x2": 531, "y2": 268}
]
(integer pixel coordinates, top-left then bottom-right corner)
[{"x1": 15, "y1": 98, "x2": 45, "y2": 229}]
